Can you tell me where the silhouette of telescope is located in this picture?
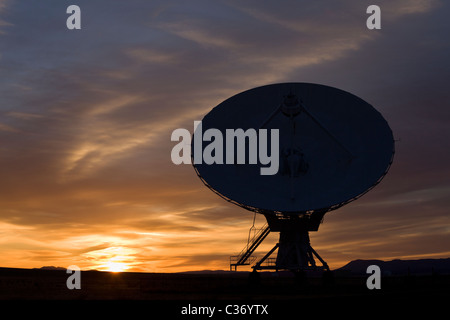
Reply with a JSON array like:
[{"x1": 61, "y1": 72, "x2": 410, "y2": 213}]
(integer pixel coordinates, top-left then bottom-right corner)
[{"x1": 192, "y1": 83, "x2": 394, "y2": 273}]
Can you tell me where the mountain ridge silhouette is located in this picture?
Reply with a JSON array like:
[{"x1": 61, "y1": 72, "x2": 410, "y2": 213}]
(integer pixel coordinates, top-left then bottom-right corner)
[{"x1": 337, "y1": 258, "x2": 450, "y2": 275}]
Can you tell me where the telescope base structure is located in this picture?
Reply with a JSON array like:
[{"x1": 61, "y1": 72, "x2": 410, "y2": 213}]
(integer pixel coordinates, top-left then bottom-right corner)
[
  {"x1": 252, "y1": 229, "x2": 329, "y2": 272},
  {"x1": 254, "y1": 212, "x2": 329, "y2": 272},
  {"x1": 230, "y1": 212, "x2": 329, "y2": 272}
]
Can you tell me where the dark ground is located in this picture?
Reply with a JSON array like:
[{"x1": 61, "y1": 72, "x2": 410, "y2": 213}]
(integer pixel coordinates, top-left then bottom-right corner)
[{"x1": 0, "y1": 267, "x2": 448, "y2": 317}]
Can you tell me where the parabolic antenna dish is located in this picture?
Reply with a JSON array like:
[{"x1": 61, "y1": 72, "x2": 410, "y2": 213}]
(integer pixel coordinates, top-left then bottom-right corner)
[{"x1": 193, "y1": 83, "x2": 394, "y2": 215}]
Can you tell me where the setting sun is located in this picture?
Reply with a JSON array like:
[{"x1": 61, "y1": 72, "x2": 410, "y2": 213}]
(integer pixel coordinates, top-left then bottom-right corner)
[{"x1": 102, "y1": 261, "x2": 130, "y2": 273}]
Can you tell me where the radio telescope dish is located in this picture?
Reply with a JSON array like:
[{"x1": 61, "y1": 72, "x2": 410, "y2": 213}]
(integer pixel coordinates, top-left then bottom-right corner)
[
  {"x1": 192, "y1": 83, "x2": 394, "y2": 272},
  {"x1": 193, "y1": 83, "x2": 394, "y2": 214}
]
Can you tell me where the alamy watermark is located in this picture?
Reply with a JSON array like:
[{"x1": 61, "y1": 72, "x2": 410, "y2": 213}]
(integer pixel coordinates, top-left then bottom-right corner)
[
  {"x1": 366, "y1": 265, "x2": 381, "y2": 289},
  {"x1": 65, "y1": 5, "x2": 380, "y2": 31},
  {"x1": 66, "y1": 5, "x2": 81, "y2": 30},
  {"x1": 66, "y1": 265, "x2": 81, "y2": 289},
  {"x1": 171, "y1": 121, "x2": 280, "y2": 175}
]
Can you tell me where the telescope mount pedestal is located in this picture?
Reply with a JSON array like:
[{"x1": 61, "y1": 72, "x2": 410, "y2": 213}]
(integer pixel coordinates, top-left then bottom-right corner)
[{"x1": 252, "y1": 212, "x2": 329, "y2": 272}]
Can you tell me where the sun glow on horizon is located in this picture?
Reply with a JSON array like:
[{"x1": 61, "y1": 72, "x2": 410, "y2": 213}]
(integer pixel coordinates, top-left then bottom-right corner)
[
  {"x1": 85, "y1": 246, "x2": 136, "y2": 272},
  {"x1": 101, "y1": 261, "x2": 130, "y2": 272}
]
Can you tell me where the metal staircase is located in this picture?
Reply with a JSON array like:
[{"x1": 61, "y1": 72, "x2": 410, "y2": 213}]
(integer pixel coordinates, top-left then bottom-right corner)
[{"x1": 230, "y1": 223, "x2": 270, "y2": 271}]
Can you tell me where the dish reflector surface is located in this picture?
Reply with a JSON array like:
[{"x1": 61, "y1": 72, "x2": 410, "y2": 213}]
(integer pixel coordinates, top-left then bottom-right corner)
[{"x1": 193, "y1": 83, "x2": 394, "y2": 214}]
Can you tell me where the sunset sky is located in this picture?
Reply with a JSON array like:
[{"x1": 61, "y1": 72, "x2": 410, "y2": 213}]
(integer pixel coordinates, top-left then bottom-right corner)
[{"x1": 0, "y1": 0, "x2": 449, "y2": 273}]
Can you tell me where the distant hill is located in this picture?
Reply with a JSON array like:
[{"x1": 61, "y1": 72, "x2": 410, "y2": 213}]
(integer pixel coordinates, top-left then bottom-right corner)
[
  {"x1": 35, "y1": 266, "x2": 67, "y2": 271},
  {"x1": 336, "y1": 258, "x2": 450, "y2": 276},
  {"x1": 179, "y1": 270, "x2": 235, "y2": 274}
]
